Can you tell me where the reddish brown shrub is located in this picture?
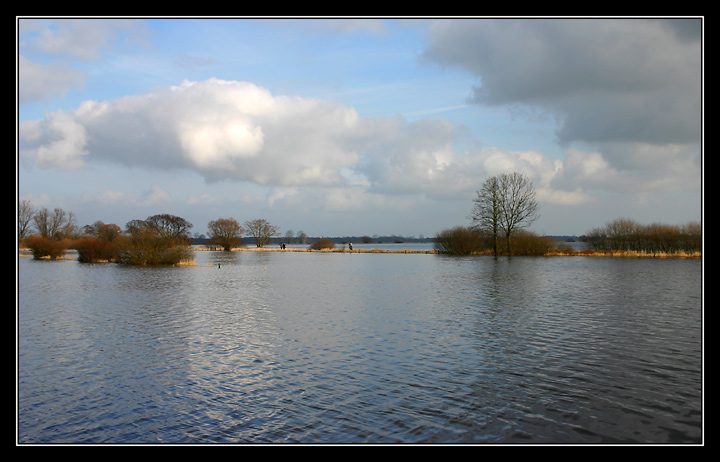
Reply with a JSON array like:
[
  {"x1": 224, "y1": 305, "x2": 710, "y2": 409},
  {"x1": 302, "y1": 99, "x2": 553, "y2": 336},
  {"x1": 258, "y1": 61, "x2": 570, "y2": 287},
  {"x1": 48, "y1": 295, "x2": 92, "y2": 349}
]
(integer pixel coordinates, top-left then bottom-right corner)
[
  {"x1": 23, "y1": 234, "x2": 68, "y2": 260},
  {"x1": 309, "y1": 238, "x2": 335, "y2": 250},
  {"x1": 73, "y1": 235, "x2": 120, "y2": 263}
]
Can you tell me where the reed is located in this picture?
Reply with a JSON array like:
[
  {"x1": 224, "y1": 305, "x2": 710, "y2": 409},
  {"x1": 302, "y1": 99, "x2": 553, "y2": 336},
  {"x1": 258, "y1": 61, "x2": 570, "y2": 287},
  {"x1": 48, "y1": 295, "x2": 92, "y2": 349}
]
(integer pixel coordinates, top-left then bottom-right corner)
[{"x1": 574, "y1": 249, "x2": 701, "y2": 258}]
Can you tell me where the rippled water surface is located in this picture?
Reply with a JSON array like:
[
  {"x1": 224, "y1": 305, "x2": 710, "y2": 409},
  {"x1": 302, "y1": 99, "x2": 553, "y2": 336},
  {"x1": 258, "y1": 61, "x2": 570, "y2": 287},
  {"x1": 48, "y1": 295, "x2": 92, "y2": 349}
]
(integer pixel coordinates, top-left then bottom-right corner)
[{"x1": 18, "y1": 251, "x2": 702, "y2": 444}]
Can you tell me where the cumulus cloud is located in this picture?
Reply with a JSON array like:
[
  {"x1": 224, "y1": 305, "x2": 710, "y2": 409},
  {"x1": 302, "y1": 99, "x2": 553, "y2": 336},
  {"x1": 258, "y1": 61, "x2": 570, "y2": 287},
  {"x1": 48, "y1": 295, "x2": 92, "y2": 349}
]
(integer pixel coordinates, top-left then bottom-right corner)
[
  {"x1": 19, "y1": 109, "x2": 88, "y2": 170},
  {"x1": 19, "y1": 78, "x2": 362, "y2": 186}
]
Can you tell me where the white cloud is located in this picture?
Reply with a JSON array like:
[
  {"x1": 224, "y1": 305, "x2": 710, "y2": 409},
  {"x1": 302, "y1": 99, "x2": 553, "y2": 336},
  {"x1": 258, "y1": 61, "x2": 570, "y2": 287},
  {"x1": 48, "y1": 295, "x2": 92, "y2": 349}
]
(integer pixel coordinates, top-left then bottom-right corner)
[
  {"x1": 19, "y1": 18, "x2": 150, "y2": 60},
  {"x1": 536, "y1": 187, "x2": 594, "y2": 206},
  {"x1": 81, "y1": 184, "x2": 171, "y2": 208},
  {"x1": 19, "y1": 110, "x2": 88, "y2": 170},
  {"x1": 18, "y1": 19, "x2": 151, "y2": 104},
  {"x1": 18, "y1": 54, "x2": 85, "y2": 103},
  {"x1": 19, "y1": 78, "x2": 362, "y2": 186},
  {"x1": 323, "y1": 186, "x2": 416, "y2": 213}
]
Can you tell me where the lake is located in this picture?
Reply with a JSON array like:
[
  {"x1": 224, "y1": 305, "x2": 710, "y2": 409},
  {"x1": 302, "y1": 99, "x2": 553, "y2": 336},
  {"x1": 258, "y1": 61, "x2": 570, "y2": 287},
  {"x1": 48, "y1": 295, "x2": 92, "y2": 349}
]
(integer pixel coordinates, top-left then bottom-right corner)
[{"x1": 17, "y1": 250, "x2": 702, "y2": 444}]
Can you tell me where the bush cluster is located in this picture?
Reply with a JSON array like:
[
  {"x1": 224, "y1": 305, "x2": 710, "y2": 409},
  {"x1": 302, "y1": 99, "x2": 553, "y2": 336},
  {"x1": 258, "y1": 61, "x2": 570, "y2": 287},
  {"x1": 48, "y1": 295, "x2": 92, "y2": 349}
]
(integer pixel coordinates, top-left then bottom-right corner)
[
  {"x1": 21, "y1": 213, "x2": 195, "y2": 266},
  {"x1": 309, "y1": 238, "x2": 335, "y2": 250},
  {"x1": 115, "y1": 232, "x2": 192, "y2": 266},
  {"x1": 584, "y1": 218, "x2": 701, "y2": 254},
  {"x1": 22, "y1": 235, "x2": 69, "y2": 260},
  {"x1": 434, "y1": 226, "x2": 487, "y2": 255},
  {"x1": 434, "y1": 226, "x2": 556, "y2": 256},
  {"x1": 73, "y1": 235, "x2": 121, "y2": 263}
]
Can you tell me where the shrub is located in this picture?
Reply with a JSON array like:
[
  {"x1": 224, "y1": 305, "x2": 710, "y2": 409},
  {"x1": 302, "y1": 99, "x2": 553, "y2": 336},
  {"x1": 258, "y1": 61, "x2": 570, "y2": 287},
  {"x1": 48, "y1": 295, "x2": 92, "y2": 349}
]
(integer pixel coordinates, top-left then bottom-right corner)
[
  {"x1": 23, "y1": 234, "x2": 68, "y2": 260},
  {"x1": 309, "y1": 238, "x2": 335, "y2": 250},
  {"x1": 508, "y1": 230, "x2": 554, "y2": 256},
  {"x1": 73, "y1": 235, "x2": 120, "y2": 263},
  {"x1": 434, "y1": 226, "x2": 486, "y2": 255},
  {"x1": 115, "y1": 232, "x2": 193, "y2": 266}
]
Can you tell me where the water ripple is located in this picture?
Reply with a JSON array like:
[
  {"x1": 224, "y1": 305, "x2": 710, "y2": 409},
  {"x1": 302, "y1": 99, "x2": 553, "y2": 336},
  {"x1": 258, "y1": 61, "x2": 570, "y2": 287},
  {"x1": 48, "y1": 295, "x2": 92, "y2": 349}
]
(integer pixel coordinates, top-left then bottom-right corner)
[{"x1": 18, "y1": 253, "x2": 702, "y2": 444}]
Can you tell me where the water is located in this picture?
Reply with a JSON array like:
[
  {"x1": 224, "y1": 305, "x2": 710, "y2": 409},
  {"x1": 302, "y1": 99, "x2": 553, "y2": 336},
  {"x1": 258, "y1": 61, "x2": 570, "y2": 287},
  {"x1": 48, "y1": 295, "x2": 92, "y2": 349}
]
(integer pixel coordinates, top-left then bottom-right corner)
[{"x1": 17, "y1": 251, "x2": 702, "y2": 444}]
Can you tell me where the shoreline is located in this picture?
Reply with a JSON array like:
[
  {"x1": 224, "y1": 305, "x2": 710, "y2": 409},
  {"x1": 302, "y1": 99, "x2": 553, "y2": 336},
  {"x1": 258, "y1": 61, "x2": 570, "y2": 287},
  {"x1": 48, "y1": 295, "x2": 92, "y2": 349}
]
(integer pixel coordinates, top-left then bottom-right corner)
[
  {"x1": 18, "y1": 247, "x2": 702, "y2": 260},
  {"x1": 196, "y1": 246, "x2": 701, "y2": 258}
]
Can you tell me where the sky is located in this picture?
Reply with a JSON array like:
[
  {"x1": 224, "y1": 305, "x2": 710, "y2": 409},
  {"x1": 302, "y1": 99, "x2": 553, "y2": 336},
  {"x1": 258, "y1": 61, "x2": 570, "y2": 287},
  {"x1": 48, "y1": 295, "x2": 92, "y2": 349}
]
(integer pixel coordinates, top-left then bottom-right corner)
[{"x1": 17, "y1": 17, "x2": 703, "y2": 238}]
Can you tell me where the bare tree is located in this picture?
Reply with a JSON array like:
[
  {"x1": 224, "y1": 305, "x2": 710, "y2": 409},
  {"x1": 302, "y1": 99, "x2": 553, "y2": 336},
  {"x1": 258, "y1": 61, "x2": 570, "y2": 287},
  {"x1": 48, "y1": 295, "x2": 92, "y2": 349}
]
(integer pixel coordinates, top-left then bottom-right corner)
[
  {"x1": 498, "y1": 172, "x2": 539, "y2": 255},
  {"x1": 471, "y1": 175, "x2": 502, "y2": 256},
  {"x1": 33, "y1": 207, "x2": 68, "y2": 238},
  {"x1": 471, "y1": 172, "x2": 539, "y2": 255},
  {"x1": 145, "y1": 214, "x2": 193, "y2": 241},
  {"x1": 244, "y1": 218, "x2": 280, "y2": 248},
  {"x1": 18, "y1": 199, "x2": 36, "y2": 240},
  {"x1": 208, "y1": 218, "x2": 245, "y2": 251},
  {"x1": 60, "y1": 211, "x2": 81, "y2": 239},
  {"x1": 84, "y1": 220, "x2": 122, "y2": 241}
]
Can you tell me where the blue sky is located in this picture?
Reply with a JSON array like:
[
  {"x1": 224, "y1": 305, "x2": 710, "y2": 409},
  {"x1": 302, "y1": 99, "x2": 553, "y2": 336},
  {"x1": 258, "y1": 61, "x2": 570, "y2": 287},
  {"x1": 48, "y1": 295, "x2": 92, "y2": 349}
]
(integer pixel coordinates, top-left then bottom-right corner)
[{"x1": 18, "y1": 17, "x2": 703, "y2": 238}]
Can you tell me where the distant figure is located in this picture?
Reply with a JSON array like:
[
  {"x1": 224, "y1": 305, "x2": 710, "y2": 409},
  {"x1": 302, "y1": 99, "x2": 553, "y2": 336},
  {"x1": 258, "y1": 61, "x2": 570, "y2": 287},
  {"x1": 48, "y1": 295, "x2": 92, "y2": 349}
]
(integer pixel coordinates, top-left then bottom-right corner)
[
  {"x1": 349, "y1": 242, "x2": 353, "y2": 251},
  {"x1": 281, "y1": 243, "x2": 286, "y2": 250}
]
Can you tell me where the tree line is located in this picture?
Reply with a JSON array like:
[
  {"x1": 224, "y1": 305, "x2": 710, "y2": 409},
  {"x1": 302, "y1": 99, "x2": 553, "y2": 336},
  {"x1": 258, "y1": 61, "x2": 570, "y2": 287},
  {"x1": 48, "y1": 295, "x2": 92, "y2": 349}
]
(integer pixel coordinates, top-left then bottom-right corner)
[
  {"x1": 19, "y1": 173, "x2": 702, "y2": 263},
  {"x1": 582, "y1": 218, "x2": 701, "y2": 255},
  {"x1": 18, "y1": 200, "x2": 284, "y2": 265}
]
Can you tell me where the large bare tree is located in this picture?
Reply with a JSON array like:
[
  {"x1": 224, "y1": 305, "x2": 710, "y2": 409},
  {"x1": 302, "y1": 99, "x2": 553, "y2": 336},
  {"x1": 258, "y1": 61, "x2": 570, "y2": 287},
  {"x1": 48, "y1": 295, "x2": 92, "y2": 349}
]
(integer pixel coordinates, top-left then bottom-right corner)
[
  {"x1": 498, "y1": 172, "x2": 539, "y2": 254},
  {"x1": 471, "y1": 175, "x2": 503, "y2": 256},
  {"x1": 471, "y1": 172, "x2": 539, "y2": 255}
]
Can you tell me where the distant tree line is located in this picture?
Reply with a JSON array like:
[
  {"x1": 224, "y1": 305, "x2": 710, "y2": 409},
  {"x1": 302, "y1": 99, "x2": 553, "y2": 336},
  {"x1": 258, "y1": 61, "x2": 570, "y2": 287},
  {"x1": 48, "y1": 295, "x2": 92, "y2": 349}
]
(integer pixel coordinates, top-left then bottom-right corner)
[
  {"x1": 18, "y1": 192, "x2": 702, "y2": 263},
  {"x1": 583, "y1": 218, "x2": 701, "y2": 254}
]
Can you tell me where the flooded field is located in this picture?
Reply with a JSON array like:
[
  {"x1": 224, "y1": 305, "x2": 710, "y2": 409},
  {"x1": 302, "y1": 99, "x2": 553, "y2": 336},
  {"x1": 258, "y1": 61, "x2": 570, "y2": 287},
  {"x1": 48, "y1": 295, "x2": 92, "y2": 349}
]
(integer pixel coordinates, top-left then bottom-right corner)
[{"x1": 17, "y1": 251, "x2": 702, "y2": 444}]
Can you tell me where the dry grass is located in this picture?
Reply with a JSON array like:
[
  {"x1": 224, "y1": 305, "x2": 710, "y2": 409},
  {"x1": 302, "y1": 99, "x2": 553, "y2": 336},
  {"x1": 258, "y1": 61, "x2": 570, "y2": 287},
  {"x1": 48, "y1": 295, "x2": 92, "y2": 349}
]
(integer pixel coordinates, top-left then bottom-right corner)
[
  {"x1": 230, "y1": 247, "x2": 702, "y2": 257},
  {"x1": 572, "y1": 249, "x2": 701, "y2": 258}
]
